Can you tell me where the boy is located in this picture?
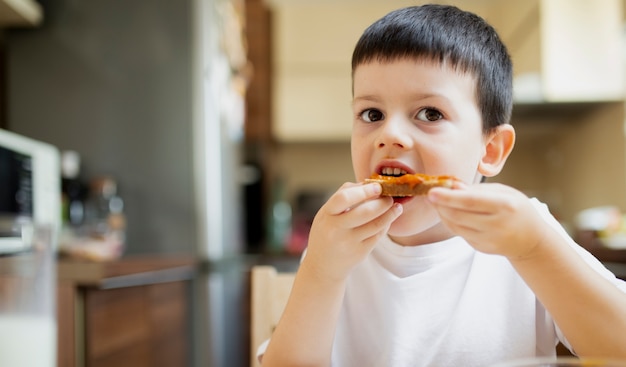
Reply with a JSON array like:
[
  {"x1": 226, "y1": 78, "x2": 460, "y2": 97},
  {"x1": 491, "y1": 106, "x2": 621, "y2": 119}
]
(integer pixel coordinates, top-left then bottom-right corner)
[{"x1": 260, "y1": 4, "x2": 626, "y2": 367}]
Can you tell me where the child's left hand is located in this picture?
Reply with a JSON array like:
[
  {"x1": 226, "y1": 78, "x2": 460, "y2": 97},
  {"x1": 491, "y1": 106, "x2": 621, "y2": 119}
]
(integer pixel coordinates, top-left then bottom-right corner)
[{"x1": 427, "y1": 182, "x2": 551, "y2": 259}]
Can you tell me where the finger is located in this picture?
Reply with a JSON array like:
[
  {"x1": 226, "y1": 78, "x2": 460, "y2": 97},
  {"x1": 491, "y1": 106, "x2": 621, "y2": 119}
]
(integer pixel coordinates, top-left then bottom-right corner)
[
  {"x1": 451, "y1": 180, "x2": 469, "y2": 190},
  {"x1": 339, "y1": 196, "x2": 394, "y2": 229},
  {"x1": 325, "y1": 182, "x2": 382, "y2": 215},
  {"x1": 428, "y1": 186, "x2": 504, "y2": 214},
  {"x1": 436, "y1": 206, "x2": 488, "y2": 234},
  {"x1": 353, "y1": 203, "x2": 403, "y2": 243},
  {"x1": 427, "y1": 188, "x2": 483, "y2": 214}
]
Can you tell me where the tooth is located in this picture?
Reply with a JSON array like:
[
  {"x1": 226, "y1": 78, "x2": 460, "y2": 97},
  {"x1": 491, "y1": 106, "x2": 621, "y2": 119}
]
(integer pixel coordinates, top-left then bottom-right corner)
[{"x1": 393, "y1": 168, "x2": 402, "y2": 176}]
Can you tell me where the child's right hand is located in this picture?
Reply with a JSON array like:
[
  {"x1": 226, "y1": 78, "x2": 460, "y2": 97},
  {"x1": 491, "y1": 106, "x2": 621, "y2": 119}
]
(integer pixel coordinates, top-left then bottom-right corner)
[{"x1": 302, "y1": 182, "x2": 403, "y2": 282}]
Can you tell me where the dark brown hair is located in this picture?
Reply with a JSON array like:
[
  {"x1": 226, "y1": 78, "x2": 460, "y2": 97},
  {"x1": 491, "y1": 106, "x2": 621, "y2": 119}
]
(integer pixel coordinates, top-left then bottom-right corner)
[{"x1": 352, "y1": 4, "x2": 513, "y2": 132}]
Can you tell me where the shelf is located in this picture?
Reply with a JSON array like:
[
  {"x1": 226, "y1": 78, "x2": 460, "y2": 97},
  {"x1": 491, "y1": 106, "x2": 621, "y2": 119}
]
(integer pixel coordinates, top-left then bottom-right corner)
[{"x1": 0, "y1": 0, "x2": 43, "y2": 28}]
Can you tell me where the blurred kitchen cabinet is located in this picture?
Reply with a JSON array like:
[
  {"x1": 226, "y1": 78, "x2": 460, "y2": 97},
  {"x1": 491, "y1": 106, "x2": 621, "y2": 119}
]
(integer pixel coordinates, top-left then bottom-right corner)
[
  {"x1": 245, "y1": 0, "x2": 272, "y2": 142},
  {"x1": 270, "y1": 3, "x2": 395, "y2": 141},
  {"x1": 270, "y1": 0, "x2": 624, "y2": 142},
  {"x1": 273, "y1": 71, "x2": 352, "y2": 141},
  {"x1": 0, "y1": 0, "x2": 42, "y2": 27},
  {"x1": 57, "y1": 256, "x2": 196, "y2": 367},
  {"x1": 492, "y1": 0, "x2": 623, "y2": 103}
]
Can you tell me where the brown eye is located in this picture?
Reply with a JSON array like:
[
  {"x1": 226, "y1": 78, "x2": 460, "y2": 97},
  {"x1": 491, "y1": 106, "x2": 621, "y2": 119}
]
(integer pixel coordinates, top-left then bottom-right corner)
[
  {"x1": 417, "y1": 108, "x2": 443, "y2": 122},
  {"x1": 360, "y1": 109, "x2": 384, "y2": 123}
]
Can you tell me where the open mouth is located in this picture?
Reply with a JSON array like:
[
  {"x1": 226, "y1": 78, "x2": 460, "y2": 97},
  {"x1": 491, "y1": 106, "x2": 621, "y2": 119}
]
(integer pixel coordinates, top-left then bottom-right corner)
[
  {"x1": 379, "y1": 167, "x2": 409, "y2": 177},
  {"x1": 379, "y1": 168, "x2": 411, "y2": 201},
  {"x1": 376, "y1": 167, "x2": 413, "y2": 202}
]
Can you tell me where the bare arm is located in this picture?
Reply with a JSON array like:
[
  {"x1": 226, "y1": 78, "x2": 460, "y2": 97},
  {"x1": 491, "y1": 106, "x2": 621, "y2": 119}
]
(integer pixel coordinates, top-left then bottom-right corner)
[
  {"x1": 508, "y1": 227, "x2": 626, "y2": 357},
  {"x1": 261, "y1": 182, "x2": 402, "y2": 367},
  {"x1": 429, "y1": 183, "x2": 626, "y2": 358}
]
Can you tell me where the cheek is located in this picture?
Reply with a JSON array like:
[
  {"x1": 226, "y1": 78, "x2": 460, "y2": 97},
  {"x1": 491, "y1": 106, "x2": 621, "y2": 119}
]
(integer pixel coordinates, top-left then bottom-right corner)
[
  {"x1": 351, "y1": 138, "x2": 370, "y2": 181},
  {"x1": 429, "y1": 133, "x2": 485, "y2": 179}
]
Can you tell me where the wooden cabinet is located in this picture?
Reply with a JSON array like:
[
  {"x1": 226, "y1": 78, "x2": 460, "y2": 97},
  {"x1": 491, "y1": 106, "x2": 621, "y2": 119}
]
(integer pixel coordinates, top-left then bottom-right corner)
[
  {"x1": 490, "y1": 0, "x2": 623, "y2": 103},
  {"x1": 269, "y1": 0, "x2": 624, "y2": 142},
  {"x1": 57, "y1": 256, "x2": 196, "y2": 367},
  {"x1": 245, "y1": 0, "x2": 272, "y2": 143},
  {"x1": 270, "y1": 3, "x2": 392, "y2": 141}
]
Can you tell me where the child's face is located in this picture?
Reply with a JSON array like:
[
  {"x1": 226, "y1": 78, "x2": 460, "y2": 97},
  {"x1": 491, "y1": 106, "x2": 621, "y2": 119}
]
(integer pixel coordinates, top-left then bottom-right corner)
[{"x1": 351, "y1": 58, "x2": 489, "y2": 243}]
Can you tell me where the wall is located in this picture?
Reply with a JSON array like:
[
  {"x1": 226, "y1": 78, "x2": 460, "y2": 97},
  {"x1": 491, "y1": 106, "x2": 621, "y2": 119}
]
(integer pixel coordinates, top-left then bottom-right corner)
[
  {"x1": 0, "y1": 31, "x2": 5, "y2": 129},
  {"x1": 274, "y1": 142, "x2": 353, "y2": 203},
  {"x1": 555, "y1": 103, "x2": 626, "y2": 224},
  {"x1": 5, "y1": 0, "x2": 196, "y2": 255},
  {"x1": 499, "y1": 102, "x2": 626, "y2": 229}
]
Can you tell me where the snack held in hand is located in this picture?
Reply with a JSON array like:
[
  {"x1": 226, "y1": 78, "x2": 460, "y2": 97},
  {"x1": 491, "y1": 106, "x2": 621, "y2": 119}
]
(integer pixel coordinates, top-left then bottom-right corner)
[{"x1": 365, "y1": 173, "x2": 459, "y2": 197}]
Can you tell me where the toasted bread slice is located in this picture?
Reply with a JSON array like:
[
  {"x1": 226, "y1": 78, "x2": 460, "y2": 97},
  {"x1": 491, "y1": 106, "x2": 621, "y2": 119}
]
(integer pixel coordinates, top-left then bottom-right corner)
[{"x1": 364, "y1": 173, "x2": 458, "y2": 197}]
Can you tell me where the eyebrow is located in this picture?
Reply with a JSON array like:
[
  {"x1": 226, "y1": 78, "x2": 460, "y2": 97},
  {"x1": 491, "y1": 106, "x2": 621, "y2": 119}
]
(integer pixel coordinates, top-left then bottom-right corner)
[
  {"x1": 352, "y1": 95, "x2": 380, "y2": 105},
  {"x1": 352, "y1": 92, "x2": 445, "y2": 105}
]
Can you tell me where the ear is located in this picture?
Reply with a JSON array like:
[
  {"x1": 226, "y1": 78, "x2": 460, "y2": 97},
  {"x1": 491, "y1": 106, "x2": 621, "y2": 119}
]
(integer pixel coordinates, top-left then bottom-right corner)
[{"x1": 478, "y1": 124, "x2": 516, "y2": 177}]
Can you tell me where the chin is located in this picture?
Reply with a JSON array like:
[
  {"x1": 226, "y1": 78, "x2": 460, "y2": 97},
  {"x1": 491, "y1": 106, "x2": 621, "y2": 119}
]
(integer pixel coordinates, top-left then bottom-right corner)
[{"x1": 387, "y1": 212, "x2": 441, "y2": 238}]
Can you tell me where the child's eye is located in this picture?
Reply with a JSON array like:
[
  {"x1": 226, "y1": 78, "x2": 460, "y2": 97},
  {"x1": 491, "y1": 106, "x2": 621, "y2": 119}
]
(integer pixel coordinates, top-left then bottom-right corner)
[
  {"x1": 416, "y1": 108, "x2": 443, "y2": 122},
  {"x1": 360, "y1": 109, "x2": 384, "y2": 123}
]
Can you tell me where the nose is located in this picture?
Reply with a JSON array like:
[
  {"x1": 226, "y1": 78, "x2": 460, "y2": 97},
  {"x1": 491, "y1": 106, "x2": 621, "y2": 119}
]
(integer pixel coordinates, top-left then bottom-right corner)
[{"x1": 375, "y1": 115, "x2": 413, "y2": 150}]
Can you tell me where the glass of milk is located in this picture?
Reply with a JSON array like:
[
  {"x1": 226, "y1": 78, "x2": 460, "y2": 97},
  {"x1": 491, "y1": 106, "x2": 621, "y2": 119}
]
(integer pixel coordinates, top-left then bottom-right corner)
[{"x1": 0, "y1": 224, "x2": 56, "y2": 367}]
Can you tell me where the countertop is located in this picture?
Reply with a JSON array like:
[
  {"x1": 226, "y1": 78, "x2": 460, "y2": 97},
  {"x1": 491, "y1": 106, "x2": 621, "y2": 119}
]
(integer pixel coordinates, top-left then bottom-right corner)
[{"x1": 57, "y1": 255, "x2": 197, "y2": 289}]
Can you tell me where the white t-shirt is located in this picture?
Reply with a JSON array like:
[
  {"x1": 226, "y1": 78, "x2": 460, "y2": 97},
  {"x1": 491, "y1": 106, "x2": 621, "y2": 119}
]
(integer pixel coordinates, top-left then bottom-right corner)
[{"x1": 258, "y1": 199, "x2": 626, "y2": 367}]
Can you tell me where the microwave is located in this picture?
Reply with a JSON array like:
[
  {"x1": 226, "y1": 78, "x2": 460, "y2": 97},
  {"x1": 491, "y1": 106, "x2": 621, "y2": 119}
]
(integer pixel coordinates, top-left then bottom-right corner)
[{"x1": 0, "y1": 129, "x2": 60, "y2": 254}]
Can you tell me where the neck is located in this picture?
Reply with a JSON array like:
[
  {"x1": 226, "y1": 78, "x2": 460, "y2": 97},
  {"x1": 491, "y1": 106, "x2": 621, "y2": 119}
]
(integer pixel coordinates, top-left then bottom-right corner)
[{"x1": 389, "y1": 222, "x2": 457, "y2": 247}]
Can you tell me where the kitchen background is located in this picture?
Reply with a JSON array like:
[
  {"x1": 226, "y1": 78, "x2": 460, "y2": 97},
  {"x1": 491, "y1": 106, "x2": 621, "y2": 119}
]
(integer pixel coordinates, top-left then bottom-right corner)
[{"x1": 1, "y1": 0, "x2": 626, "y2": 366}]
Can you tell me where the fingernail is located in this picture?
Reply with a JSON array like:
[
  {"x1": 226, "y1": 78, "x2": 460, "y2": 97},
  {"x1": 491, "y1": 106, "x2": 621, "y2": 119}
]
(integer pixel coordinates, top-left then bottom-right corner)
[
  {"x1": 427, "y1": 190, "x2": 439, "y2": 203},
  {"x1": 370, "y1": 183, "x2": 382, "y2": 195},
  {"x1": 393, "y1": 203, "x2": 403, "y2": 215}
]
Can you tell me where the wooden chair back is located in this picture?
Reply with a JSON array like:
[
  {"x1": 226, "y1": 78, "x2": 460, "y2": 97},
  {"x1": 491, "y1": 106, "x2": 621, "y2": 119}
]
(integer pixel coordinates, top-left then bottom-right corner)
[{"x1": 250, "y1": 265, "x2": 295, "y2": 367}]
